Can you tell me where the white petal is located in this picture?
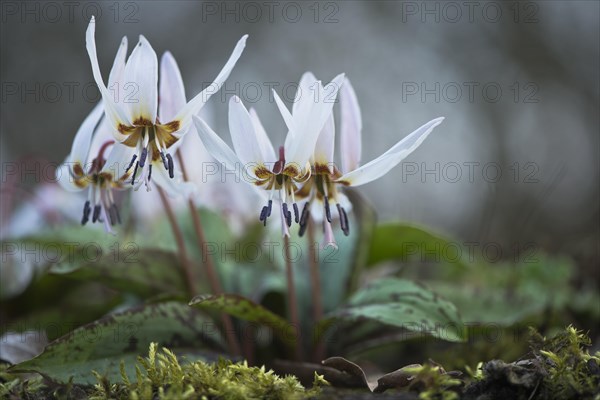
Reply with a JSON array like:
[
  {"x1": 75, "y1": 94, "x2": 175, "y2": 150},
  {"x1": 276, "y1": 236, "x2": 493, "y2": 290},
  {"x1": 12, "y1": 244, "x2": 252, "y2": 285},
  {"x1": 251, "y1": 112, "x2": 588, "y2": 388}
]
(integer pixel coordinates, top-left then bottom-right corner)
[
  {"x1": 85, "y1": 16, "x2": 130, "y2": 129},
  {"x1": 340, "y1": 78, "x2": 362, "y2": 173},
  {"x1": 287, "y1": 73, "x2": 345, "y2": 166},
  {"x1": 228, "y1": 96, "x2": 270, "y2": 166},
  {"x1": 69, "y1": 102, "x2": 105, "y2": 166},
  {"x1": 152, "y1": 160, "x2": 197, "y2": 198},
  {"x1": 272, "y1": 89, "x2": 296, "y2": 142},
  {"x1": 293, "y1": 71, "x2": 318, "y2": 116},
  {"x1": 108, "y1": 36, "x2": 128, "y2": 88},
  {"x1": 124, "y1": 35, "x2": 158, "y2": 123},
  {"x1": 249, "y1": 108, "x2": 276, "y2": 162},
  {"x1": 56, "y1": 161, "x2": 84, "y2": 192},
  {"x1": 283, "y1": 72, "x2": 317, "y2": 152},
  {"x1": 337, "y1": 117, "x2": 444, "y2": 186},
  {"x1": 314, "y1": 112, "x2": 335, "y2": 169},
  {"x1": 175, "y1": 35, "x2": 247, "y2": 129},
  {"x1": 101, "y1": 141, "x2": 136, "y2": 183},
  {"x1": 159, "y1": 51, "x2": 186, "y2": 122},
  {"x1": 192, "y1": 116, "x2": 249, "y2": 180}
]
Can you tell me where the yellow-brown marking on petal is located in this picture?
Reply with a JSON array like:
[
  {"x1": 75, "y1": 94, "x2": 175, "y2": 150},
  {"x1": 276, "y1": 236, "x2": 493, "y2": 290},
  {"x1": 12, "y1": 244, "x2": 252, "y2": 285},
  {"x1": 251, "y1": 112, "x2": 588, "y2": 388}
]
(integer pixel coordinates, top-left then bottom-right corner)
[
  {"x1": 160, "y1": 120, "x2": 181, "y2": 134},
  {"x1": 73, "y1": 163, "x2": 85, "y2": 178},
  {"x1": 315, "y1": 163, "x2": 332, "y2": 175},
  {"x1": 122, "y1": 131, "x2": 140, "y2": 147},
  {"x1": 132, "y1": 117, "x2": 153, "y2": 126},
  {"x1": 118, "y1": 123, "x2": 136, "y2": 135},
  {"x1": 254, "y1": 165, "x2": 272, "y2": 180},
  {"x1": 282, "y1": 164, "x2": 300, "y2": 177}
]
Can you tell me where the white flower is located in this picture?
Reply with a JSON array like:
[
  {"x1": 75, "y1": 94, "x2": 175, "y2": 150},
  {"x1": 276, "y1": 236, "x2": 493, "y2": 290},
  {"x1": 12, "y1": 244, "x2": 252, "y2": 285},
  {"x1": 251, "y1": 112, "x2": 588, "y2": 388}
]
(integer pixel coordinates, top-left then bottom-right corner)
[
  {"x1": 55, "y1": 102, "x2": 133, "y2": 234},
  {"x1": 85, "y1": 16, "x2": 247, "y2": 193},
  {"x1": 299, "y1": 77, "x2": 444, "y2": 247},
  {"x1": 193, "y1": 73, "x2": 344, "y2": 236}
]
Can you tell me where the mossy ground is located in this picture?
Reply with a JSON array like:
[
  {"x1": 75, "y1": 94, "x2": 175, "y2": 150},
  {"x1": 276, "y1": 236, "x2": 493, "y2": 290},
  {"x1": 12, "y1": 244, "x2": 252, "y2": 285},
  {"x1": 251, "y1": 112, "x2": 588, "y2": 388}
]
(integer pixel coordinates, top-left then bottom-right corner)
[{"x1": 1, "y1": 327, "x2": 598, "y2": 399}]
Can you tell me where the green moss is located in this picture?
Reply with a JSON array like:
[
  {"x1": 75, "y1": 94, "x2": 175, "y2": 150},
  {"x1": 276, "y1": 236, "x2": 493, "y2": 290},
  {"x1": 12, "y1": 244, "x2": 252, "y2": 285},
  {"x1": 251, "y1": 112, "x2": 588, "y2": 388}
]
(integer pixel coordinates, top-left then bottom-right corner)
[
  {"x1": 530, "y1": 325, "x2": 600, "y2": 399},
  {"x1": 399, "y1": 363, "x2": 463, "y2": 400},
  {"x1": 89, "y1": 343, "x2": 326, "y2": 400}
]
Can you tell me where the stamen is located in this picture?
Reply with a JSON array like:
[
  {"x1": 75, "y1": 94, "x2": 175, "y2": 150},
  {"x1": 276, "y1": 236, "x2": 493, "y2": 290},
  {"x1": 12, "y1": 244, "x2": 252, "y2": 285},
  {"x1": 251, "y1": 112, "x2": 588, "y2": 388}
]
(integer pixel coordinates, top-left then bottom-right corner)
[
  {"x1": 139, "y1": 147, "x2": 148, "y2": 167},
  {"x1": 299, "y1": 202, "x2": 310, "y2": 227},
  {"x1": 108, "y1": 203, "x2": 117, "y2": 226},
  {"x1": 131, "y1": 161, "x2": 140, "y2": 185},
  {"x1": 337, "y1": 204, "x2": 350, "y2": 236},
  {"x1": 81, "y1": 200, "x2": 91, "y2": 225},
  {"x1": 166, "y1": 154, "x2": 174, "y2": 178},
  {"x1": 160, "y1": 151, "x2": 168, "y2": 170},
  {"x1": 147, "y1": 164, "x2": 153, "y2": 182},
  {"x1": 298, "y1": 204, "x2": 310, "y2": 237},
  {"x1": 324, "y1": 196, "x2": 332, "y2": 223},
  {"x1": 267, "y1": 199, "x2": 273, "y2": 217},
  {"x1": 282, "y1": 203, "x2": 292, "y2": 227},
  {"x1": 126, "y1": 154, "x2": 138, "y2": 172},
  {"x1": 293, "y1": 203, "x2": 299, "y2": 223},
  {"x1": 259, "y1": 205, "x2": 268, "y2": 226},
  {"x1": 92, "y1": 205, "x2": 101, "y2": 223},
  {"x1": 111, "y1": 204, "x2": 122, "y2": 224}
]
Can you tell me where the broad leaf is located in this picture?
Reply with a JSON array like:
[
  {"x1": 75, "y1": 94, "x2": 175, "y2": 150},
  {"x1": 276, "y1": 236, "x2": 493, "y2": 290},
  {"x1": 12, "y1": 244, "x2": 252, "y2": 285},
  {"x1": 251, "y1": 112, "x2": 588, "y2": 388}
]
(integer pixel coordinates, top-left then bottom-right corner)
[
  {"x1": 189, "y1": 294, "x2": 296, "y2": 347},
  {"x1": 367, "y1": 223, "x2": 468, "y2": 269},
  {"x1": 323, "y1": 278, "x2": 465, "y2": 343},
  {"x1": 9, "y1": 301, "x2": 225, "y2": 384},
  {"x1": 50, "y1": 249, "x2": 186, "y2": 297}
]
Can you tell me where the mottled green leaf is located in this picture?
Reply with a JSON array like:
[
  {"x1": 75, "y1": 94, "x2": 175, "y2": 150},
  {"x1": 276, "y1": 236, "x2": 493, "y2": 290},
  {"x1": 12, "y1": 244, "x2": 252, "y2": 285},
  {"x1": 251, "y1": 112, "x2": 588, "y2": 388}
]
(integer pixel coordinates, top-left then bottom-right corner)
[
  {"x1": 189, "y1": 294, "x2": 296, "y2": 346},
  {"x1": 367, "y1": 223, "x2": 468, "y2": 269},
  {"x1": 9, "y1": 301, "x2": 225, "y2": 384},
  {"x1": 50, "y1": 248, "x2": 186, "y2": 297},
  {"x1": 324, "y1": 278, "x2": 465, "y2": 343}
]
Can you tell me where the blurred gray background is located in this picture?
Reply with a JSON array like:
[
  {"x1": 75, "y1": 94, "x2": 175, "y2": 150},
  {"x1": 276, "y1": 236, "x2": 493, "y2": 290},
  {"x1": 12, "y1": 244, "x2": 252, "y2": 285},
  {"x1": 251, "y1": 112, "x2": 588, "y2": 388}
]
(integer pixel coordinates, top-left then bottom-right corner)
[{"x1": 1, "y1": 1, "x2": 598, "y2": 270}]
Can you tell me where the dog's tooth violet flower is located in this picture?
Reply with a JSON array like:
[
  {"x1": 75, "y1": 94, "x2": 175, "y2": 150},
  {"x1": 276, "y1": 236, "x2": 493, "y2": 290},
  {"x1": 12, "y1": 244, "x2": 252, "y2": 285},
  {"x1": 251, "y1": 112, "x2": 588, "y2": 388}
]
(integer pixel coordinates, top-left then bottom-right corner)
[
  {"x1": 193, "y1": 73, "x2": 344, "y2": 236},
  {"x1": 56, "y1": 103, "x2": 133, "y2": 234},
  {"x1": 85, "y1": 16, "x2": 247, "y2": 188},
  {"x1": 299, "y1": 77, "x2": 444, "y2": 245}
]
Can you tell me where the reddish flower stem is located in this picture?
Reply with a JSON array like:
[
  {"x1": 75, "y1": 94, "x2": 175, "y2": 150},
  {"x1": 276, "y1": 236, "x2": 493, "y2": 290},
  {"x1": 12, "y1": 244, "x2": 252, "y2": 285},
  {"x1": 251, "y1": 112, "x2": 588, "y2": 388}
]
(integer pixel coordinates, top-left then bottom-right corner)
[
  {"x1": 176, "y1": 150, "x2": 241, "y2": 357},
  {"x1": 284, "y1": 235, "x2": 303, "y2": 361}
]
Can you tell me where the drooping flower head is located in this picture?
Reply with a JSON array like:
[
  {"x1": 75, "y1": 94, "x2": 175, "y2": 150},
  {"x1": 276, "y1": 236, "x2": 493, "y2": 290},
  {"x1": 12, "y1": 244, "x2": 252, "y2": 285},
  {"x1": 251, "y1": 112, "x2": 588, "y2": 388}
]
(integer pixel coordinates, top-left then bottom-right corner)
[
  {"x1": 193, "y1": 73, "x2": 344, "y2": 236},
  {"x1": 85, "y1": 16, "x2": 247, "y2": 191},
  {"x1": 298, "y1": 77, "x2": 444, "y2": 247},
  {"x1": 56, "y1": 102, "x2": 133, "y2": 234}
]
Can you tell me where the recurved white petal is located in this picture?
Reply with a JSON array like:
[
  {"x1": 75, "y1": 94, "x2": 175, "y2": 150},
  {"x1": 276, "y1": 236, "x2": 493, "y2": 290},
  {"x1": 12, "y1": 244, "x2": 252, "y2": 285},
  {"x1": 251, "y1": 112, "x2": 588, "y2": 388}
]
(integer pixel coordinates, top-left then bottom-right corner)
[
  {"x1": 152, "y1": 161, "x2": 197, "y2": 198},
  {"x1": 85, "y1": 16, "x2": 130, "y2": 129},
  {"x1": 175, "y1": 35, "x2": 248, "y2": 129},
  {"x1": 69, "y1": 102, "x2": 105, "y2": 166},
  {"x1": 124, "y1": 35, "x2": 158, "y2": 124},
  {"x1": 314, "y1": 112, "x2": 335, "y2": 169},
  {"x1": 193, "y1": 116, "x2": 247, "y2": 178},
  {"x1": 287, "y1": 73, "x2": 345, "y2": 167},
  {"x1": 273, "y1": 89, "x2": 296, "y2": 139},
  {"x1": 56, "y1": 161, "x2": 85, "y2": 192},
  {"x1": 340, "y1": 78, "x2": 362, "y2": 173},
  {"x1": 292, "y1": 71, "x2": 318, "y2": 119},
  {"x1": 101, "y1": 141, "x2": 136, "y2": 183},
  {"x1": 229, "y1": 96, "x2": 269, "y2": 166},
  {"x1": 337, "y1": 117, "x2": 444, "y2": 187},
  {"x1": 108, "y1": 36, "x2": 128, "y2": 89},
  {"x1": 159, "y1": 51, "x2": 186, "y2": 122},
  {"x1": 249, "y1": 108, "x2": 276, "y2": 163}
]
